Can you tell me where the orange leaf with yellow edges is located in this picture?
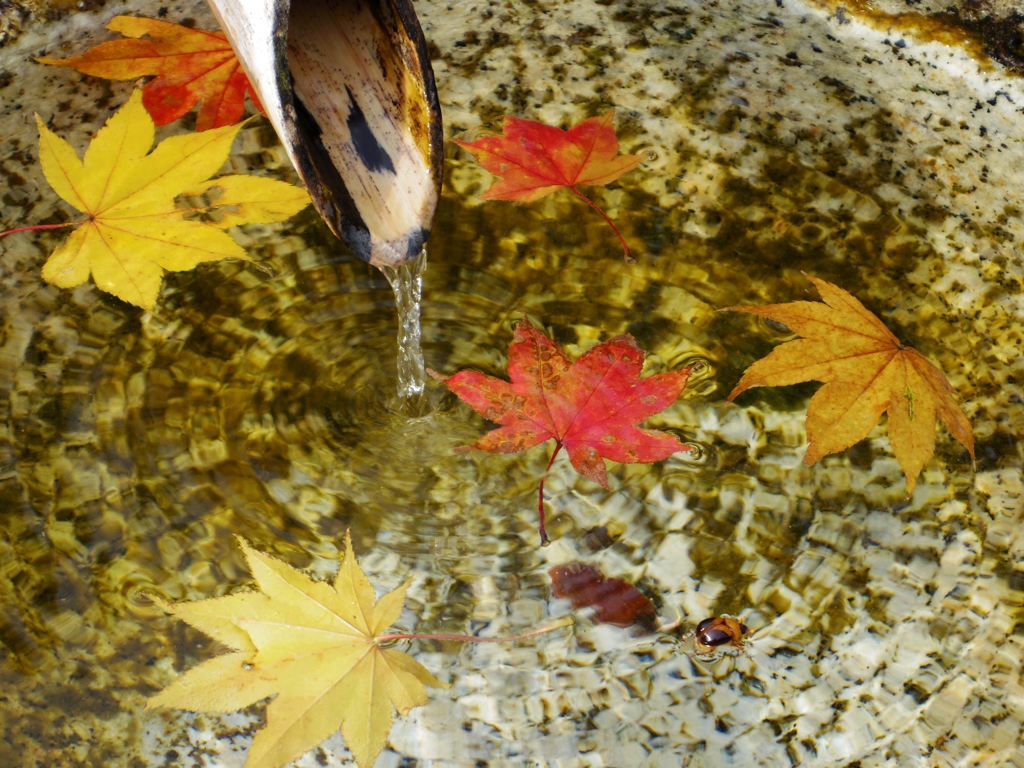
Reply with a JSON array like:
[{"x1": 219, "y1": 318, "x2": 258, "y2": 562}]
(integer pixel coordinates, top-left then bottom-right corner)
[
  {"x1": 727, "y1": 275, "x2": 974, "y2": 494},
  {"x1": 454, "y1": 109, "x2": 643, "y2": 260},
  {"x1": 37, "y1": 16, "x2": 263, "y2": 131}
]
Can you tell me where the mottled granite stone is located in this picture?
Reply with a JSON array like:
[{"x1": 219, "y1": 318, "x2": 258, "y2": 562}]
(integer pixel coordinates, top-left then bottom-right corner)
[{"x1": 1, "y1": 0, "x2": 1022, "y2": 766}]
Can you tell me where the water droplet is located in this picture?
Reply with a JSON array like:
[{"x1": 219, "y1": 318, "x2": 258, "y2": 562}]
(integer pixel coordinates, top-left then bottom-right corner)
[
  {"x1": 760, "y1": 316, "x2": 794, "y2": 336},
  {"x1": 676, "y1": 355, "x2": 715, "y2": 383},
  {"x1": 679, "y1": 441, "x2": 710, "y2": 464}
]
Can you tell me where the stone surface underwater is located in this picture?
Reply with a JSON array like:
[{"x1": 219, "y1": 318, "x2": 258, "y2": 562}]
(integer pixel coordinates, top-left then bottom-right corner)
[{"x1": 1, "y1": 0, "x2": 1023, "y2": 766}]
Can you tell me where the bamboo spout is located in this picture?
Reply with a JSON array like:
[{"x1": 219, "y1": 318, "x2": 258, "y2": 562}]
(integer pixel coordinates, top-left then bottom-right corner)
[{"x1": 207, "y1": 0, "x2": 443, "y2": 268}]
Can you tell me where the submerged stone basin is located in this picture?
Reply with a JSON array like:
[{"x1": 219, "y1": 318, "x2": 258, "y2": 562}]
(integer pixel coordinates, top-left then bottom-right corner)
[{"x1": 1, "y1": 0, "x2": 1022, "y2": 766}]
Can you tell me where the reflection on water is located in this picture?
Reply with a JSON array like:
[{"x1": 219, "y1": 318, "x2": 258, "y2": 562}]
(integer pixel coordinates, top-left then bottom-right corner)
[{"x1": 1, "y1": 0, "x2": 1023, "y2": 766}]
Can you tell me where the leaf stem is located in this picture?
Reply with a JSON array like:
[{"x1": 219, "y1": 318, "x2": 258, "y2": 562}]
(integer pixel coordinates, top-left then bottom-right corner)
[
  {"x1": 568, "y1": 186, "x2": 634, "y2": 263},
  {"x1": 538, "y1": 444, "x2": 563, "y2": 546},
  {"x1": 0, "y1": 221, "x2": 80, "y2": 238},
  {"x1": 378, "y1": 615, "x2": 575, "y2": 644}
]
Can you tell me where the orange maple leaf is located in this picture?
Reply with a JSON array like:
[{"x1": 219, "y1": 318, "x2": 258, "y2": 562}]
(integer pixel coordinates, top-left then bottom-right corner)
[
  {"x1": 454, "y1": 109, "x2": 644, "y2": 260},
  {"x1": 727, "y1": 275, "x2": 974, "y2": 494},
  {"x1": 37, "y1": 16, "x2": 264, "y2": 131}
]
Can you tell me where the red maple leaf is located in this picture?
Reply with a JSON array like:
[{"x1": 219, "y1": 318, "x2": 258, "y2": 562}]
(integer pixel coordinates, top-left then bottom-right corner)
[
  {"x1": 37, "y1": 16, "x2": 264, "y2": 131},
  {"x1": 431, "y1": 318, "x2": 692, "y2": 544},
  {"x1": 453, "y1": 109, "x2": 644, "y2": 261}
]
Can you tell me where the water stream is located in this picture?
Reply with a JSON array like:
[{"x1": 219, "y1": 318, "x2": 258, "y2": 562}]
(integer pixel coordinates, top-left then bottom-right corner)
[{"x1": 380, "y1": 248, "x2": 430, "y2": 414}]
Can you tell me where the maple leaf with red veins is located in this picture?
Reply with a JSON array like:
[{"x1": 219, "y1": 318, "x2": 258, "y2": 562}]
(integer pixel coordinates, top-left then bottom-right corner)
[
  {"x1": 37, "y1": 16, "x2": 264, "y2": 131},
  {"x1": 454, "y1": 109, "x2": 644, "y2": 261},
  {"x1": 431, "y1": 318, "x2": 692, "y2": 544}
]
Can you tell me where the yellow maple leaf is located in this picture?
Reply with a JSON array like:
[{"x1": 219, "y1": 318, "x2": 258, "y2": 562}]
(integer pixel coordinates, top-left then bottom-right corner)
[
  {"x1": 726, "y1": 275, "x2": 974, "y2": 494},
  {"x1": 35, "y1": 89, "x2": 309, "y2": 311},
  {"x1": 147, "y1": 532, "x2": 447, "y2": 768}
]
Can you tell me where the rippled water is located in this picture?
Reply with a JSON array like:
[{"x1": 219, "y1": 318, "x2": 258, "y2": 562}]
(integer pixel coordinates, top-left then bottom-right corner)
[{"x1": 2, "y1": 0, "x2": 1024, "y2": 766}]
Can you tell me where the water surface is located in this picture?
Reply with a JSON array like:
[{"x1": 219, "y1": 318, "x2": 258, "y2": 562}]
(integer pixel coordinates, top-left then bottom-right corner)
[{"x1": 1, "y1": 0, "x2": 1023, "y2": 766}]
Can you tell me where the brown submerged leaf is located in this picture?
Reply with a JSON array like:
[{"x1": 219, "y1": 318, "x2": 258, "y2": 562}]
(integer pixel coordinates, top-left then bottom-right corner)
[{"x1": 550, "y1": 562, "x2": 658, "y2": 632}]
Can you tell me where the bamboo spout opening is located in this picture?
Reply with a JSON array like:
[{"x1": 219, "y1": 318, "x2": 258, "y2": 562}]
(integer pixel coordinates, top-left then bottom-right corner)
[{"x1": 208, "y1": 0, "x2": 443, "y2": 268}]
